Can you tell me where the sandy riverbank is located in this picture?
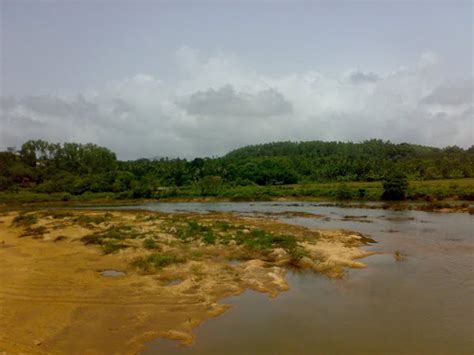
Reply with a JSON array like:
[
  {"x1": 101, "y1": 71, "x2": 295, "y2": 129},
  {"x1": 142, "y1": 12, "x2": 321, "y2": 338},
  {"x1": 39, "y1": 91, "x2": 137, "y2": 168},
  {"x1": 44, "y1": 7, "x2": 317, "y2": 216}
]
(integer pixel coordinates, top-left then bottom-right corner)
[{"x1": 0, "y1": 209, "x2": 375, "y2": 354}]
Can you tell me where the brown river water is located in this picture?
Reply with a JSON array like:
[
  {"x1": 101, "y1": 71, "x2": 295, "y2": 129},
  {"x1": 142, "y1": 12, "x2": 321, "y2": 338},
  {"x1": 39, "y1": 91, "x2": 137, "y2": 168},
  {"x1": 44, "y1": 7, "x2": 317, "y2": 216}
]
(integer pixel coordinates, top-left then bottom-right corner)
[{"x1": 113, "y1": 202, "x2": 473, "y2": 354}]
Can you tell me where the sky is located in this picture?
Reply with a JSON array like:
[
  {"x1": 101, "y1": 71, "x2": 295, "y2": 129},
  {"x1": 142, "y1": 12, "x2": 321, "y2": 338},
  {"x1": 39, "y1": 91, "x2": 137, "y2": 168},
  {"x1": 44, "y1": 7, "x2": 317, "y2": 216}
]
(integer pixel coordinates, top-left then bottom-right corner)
[{"x1": 1, "y1": 0, "x2": 473, "y2": 159}]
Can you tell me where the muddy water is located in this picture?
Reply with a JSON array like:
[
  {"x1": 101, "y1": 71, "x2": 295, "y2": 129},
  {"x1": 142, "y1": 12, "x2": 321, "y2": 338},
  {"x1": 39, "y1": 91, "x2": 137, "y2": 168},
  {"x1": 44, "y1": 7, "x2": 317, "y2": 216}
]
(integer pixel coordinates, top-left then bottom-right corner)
[{"x1": 134, "y1": 202, "x2": 473, "y2": 354}]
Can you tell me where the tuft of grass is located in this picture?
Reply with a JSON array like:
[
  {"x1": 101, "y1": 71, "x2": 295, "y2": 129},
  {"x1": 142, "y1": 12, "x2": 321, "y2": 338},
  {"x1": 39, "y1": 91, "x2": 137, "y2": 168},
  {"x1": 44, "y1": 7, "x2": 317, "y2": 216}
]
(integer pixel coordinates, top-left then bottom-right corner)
[
  {"x1": 12, "y1": 213, "x2": 38, "y2": 227},
  {"x1": 81, "y1": 224, "x2": 139, "y2": 245},
  {"x1": 215, "y1": 221, "x2": 232, "y2": 231},
  {"x1": 74, "y1": 213, "x2": 112, "y2": 227},
  {"x1": 201, "y1": 230, "x2": 216, "y2": 245},
  {"x1": 394, "y1": 250, "x2": 407, "y2": 261},
  {"x1": 233, "y1": 228, "x2": 306, "y2": 262},
  {"x1": 143, "y1": 237, "x2": 159, "y2": 249},
  {"x1": 42, "y1": 210, "x2": 73, "y2": 219},
  {"x1": 101, "y1": 241, "x2": 127, "y2": 254},
  {"x1": 235, "y1": 229, "x2": 273, "y2": 251},
  {"x1": 175, "y1": 221, "x2": 214, "y2": 243},
  {"x1": 132, "y1": 252, "x2": 185, "y2": 271},
  {"x1": 19, "y1": 225, "x2": 48, "y2": 238},
  {"x1": 80, "y1": 225, "x2": 138, "y2": 254}
]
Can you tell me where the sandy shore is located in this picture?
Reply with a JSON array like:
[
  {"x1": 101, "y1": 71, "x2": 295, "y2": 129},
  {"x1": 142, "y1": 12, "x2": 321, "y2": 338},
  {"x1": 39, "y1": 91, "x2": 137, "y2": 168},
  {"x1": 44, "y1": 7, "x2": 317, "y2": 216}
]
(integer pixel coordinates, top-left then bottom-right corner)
[{"x1": 0, "y1": 209, "x2": 375, "y2": 354}]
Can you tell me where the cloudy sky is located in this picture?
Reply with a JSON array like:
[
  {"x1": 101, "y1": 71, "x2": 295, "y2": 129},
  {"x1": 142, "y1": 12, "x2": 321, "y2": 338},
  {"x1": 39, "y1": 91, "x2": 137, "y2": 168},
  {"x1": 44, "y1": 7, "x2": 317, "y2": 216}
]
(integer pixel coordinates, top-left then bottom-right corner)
[{"x1": 1, "y1": 0, "x2": 473, "y2": 159}]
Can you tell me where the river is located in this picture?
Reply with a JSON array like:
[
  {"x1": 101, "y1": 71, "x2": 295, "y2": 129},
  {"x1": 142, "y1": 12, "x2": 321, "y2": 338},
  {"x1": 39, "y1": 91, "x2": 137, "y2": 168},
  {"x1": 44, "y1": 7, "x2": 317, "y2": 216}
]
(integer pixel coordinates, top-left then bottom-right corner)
[{"x1": 125, "y1": 202, "x2": 474, "y2": 354}]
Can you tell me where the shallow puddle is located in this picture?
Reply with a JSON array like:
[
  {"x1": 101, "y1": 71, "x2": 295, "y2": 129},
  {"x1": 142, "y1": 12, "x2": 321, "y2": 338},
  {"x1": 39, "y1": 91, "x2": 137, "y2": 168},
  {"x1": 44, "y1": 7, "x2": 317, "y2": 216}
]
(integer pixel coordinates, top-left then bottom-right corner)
[
  {"x1": 100, "y1": 270, "x2": 126, "y2": 277},
  {"x1": 164, "y1": 279, "x2": 183, "y2": 286}
]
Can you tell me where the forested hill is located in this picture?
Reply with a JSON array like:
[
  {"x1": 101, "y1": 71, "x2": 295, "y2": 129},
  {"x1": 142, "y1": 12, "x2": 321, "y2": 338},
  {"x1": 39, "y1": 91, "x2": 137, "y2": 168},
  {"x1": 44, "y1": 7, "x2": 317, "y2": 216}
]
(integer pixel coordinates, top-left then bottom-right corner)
[
  {"x1": 225, "y1": 140, "x2": 444, "y2": 160},
  {"x1": 0, "y1": 139, "x2": 473, "y2": 198},
  {"x1": 222, "y1": 139, "x2": 474, "y2": 183}
]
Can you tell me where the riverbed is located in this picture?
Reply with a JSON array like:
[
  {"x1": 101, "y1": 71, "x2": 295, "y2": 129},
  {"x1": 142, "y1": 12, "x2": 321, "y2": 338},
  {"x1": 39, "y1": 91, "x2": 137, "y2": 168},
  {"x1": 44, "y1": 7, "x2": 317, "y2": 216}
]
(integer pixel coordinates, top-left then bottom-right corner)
[{"x1": 133, "y1": 202, "x2": 474, "y2": 354}]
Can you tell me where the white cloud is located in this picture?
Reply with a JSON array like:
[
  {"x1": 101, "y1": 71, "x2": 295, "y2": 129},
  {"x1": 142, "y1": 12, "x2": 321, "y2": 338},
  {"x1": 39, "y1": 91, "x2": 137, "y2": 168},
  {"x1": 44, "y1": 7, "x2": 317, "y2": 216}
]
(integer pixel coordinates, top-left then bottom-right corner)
[{"x1": 1, "y1": 48, "x2": 472, "y2": 159}]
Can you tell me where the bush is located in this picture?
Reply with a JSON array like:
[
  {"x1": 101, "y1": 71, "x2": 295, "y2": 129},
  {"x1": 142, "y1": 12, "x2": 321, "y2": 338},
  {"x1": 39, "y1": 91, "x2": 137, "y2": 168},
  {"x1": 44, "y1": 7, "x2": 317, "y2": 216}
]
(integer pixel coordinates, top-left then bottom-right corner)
[
  {"x1": 334, "y1": 184, "x2": 353, "y2": 200},
  {"x1": 0, "y1": 176, "x2": 10, "y2": 191},
  {"x1": 132, "y1": 184, "x2": 152, "y2": 198},
  {"x1": 382, "y1": 172, "x2": 408, "y2": 200}
]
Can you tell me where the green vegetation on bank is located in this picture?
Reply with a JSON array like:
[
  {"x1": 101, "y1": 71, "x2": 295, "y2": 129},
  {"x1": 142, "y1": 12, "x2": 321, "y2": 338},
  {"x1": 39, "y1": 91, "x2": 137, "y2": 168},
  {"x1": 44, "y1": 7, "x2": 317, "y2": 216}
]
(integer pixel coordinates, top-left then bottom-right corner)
[
  {"x1": 0, "y1": 139, "x2": 473, "y2": 202},
  {"x1": 0, "y1": 178, "x2": 473, "y2": 203}
]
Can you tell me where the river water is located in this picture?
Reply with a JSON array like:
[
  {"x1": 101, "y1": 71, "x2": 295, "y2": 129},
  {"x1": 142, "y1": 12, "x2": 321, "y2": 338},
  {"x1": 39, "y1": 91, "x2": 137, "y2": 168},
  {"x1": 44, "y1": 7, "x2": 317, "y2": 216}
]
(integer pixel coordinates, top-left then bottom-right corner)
[{"x1": 130, "y1": 202, "x2": 473, "y2": 354}]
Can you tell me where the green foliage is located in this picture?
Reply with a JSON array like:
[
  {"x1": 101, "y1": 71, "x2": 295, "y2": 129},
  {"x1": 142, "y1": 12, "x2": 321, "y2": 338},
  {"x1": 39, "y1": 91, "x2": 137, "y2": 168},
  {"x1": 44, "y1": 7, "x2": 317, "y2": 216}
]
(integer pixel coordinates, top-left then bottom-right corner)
[
  {"x1": 198, "y1": 175, "x2": 222, "y2": 196},
  {"x1": 382, "y1": 172, "x2": 409, "y2": 200},
  {"x1": 1, "y1": 139, "x2": 473, "y2": 201},
  {"x1": 334, "y1": 183, "x2": 353, "y2": 200},
  {"x1": 0, "y1": 176, "x2": 11, "y2": 191},
  {"x1": 201, "y1": 230, "x2": 216, "y2": 245},
  {"x1": 235, "y1": 228, "x2": 303, "y2": 260}
]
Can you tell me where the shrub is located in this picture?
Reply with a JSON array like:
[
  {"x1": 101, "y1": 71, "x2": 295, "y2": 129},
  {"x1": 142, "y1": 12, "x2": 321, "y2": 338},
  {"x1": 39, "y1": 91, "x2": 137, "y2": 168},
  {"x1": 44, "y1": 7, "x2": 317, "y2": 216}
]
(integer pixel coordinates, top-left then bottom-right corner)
[
  {"x1": 334, "y1": 184, "x2": 353, "y2": 200},
  {"x1": 60, "y1": 193, "x2": 72, "y2": 201},
  {"x1": 382, "y1": 172, "x2": 408, "y2": 200},
  {"x1": 201, "y1": 230, "x2": 216, "y2": 245}
]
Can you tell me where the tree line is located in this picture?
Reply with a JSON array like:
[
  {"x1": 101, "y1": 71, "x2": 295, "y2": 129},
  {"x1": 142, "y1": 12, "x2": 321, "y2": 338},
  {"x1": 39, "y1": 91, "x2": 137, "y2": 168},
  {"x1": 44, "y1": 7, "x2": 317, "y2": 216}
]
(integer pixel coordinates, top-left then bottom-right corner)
[{"x1": 0, "y1": 139, "x2": 472, "y2": 198}]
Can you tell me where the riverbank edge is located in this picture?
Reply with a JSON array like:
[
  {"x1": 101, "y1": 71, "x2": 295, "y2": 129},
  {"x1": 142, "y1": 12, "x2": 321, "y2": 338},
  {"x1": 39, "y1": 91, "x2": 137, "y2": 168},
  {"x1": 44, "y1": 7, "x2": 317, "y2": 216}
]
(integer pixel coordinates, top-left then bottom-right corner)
[{"x1": 1, "y1": 196, "x2": 472, "y2": 214}]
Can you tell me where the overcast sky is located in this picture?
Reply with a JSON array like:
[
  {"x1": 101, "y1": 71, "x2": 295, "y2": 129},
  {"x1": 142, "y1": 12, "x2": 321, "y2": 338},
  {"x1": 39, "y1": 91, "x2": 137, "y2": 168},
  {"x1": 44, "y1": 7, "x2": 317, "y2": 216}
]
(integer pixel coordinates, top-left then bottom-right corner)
[{"x1": 1, "y1": 0, "x2": 473, "y2": 159}]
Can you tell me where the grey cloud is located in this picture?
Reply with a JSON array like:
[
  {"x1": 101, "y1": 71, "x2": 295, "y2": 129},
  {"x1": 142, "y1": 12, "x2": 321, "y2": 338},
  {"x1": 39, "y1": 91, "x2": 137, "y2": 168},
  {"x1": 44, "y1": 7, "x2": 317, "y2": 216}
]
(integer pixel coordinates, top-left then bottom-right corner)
[
  {"x1": 421, "y1": 79, "x2": 473, "y2": 106},
  {"x1": 0, "y1": 97, "x2": 18, "y2": 110},
  {"x1": 346, "y1": 71, "x2": 379, "y2": 84},
  {"x1": 178, "y1": 85, "x2": 293, "y2": 117}
]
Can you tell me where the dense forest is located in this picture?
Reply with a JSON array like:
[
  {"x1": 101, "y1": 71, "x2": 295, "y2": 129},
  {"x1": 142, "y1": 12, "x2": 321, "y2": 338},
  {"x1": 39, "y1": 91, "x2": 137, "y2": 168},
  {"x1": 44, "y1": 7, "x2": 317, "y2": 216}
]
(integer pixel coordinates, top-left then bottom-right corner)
[{"x1": 0, "y1": 139, "x2": 473, "y2": 200}]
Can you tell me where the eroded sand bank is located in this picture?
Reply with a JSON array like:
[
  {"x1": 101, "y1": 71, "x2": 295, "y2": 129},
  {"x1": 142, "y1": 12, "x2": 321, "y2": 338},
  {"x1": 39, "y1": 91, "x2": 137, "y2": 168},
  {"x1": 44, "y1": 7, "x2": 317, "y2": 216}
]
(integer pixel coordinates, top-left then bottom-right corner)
[{"x1": 0, "y1": 209, "x2": 376, "y2": 354}]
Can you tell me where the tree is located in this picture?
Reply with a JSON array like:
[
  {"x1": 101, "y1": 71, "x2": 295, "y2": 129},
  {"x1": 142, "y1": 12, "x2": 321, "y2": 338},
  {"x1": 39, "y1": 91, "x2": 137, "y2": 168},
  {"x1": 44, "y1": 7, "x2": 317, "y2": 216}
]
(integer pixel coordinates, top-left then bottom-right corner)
[
  {"x1": 198, "y1": 176, "x2": 222, "y2": 196},
  {"x1": 382, "y1": 172, "x2": 408, "y2": 200}
]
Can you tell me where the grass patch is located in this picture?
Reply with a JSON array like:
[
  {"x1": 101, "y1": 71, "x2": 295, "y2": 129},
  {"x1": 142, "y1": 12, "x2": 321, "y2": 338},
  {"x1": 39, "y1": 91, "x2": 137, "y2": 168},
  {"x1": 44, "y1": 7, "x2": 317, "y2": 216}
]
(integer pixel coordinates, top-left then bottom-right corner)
[
  {"x1": 19, "y1": 225, "x2": 48, "y2": 238},
  {"x1": 201, "y1": 230, "x2": 216, "y2": 245},
  {"x1": 394, "y1": 250, "x2": 407, "y2": 261},
  {"x1": 132, "y1": 252, "x2": 185, "y2": 271},
  {"x1": 101, "y1": 241, "x2": 127, "y2": 254},
  {"x1": 11, "y1": 213, "x2": 38, "y2": 227},
  {"x1": 143, "y1": 237, "x2": 159, "y2": 249},
  {"x1": 175, "y1": 221, "x2": 213, "y2": 243},
  {"x1": 80, "y1": 224, "x2": 139, "y2": 253},
  {"x1": 41, "y1": 210, "x2": 74, "y2": 219},
  {"x1": 74, "y1": 213, "x2": 113, "y2": 227},
  {"x1": 234, "y1": 228, "x2": 307, "y2": 262}
]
